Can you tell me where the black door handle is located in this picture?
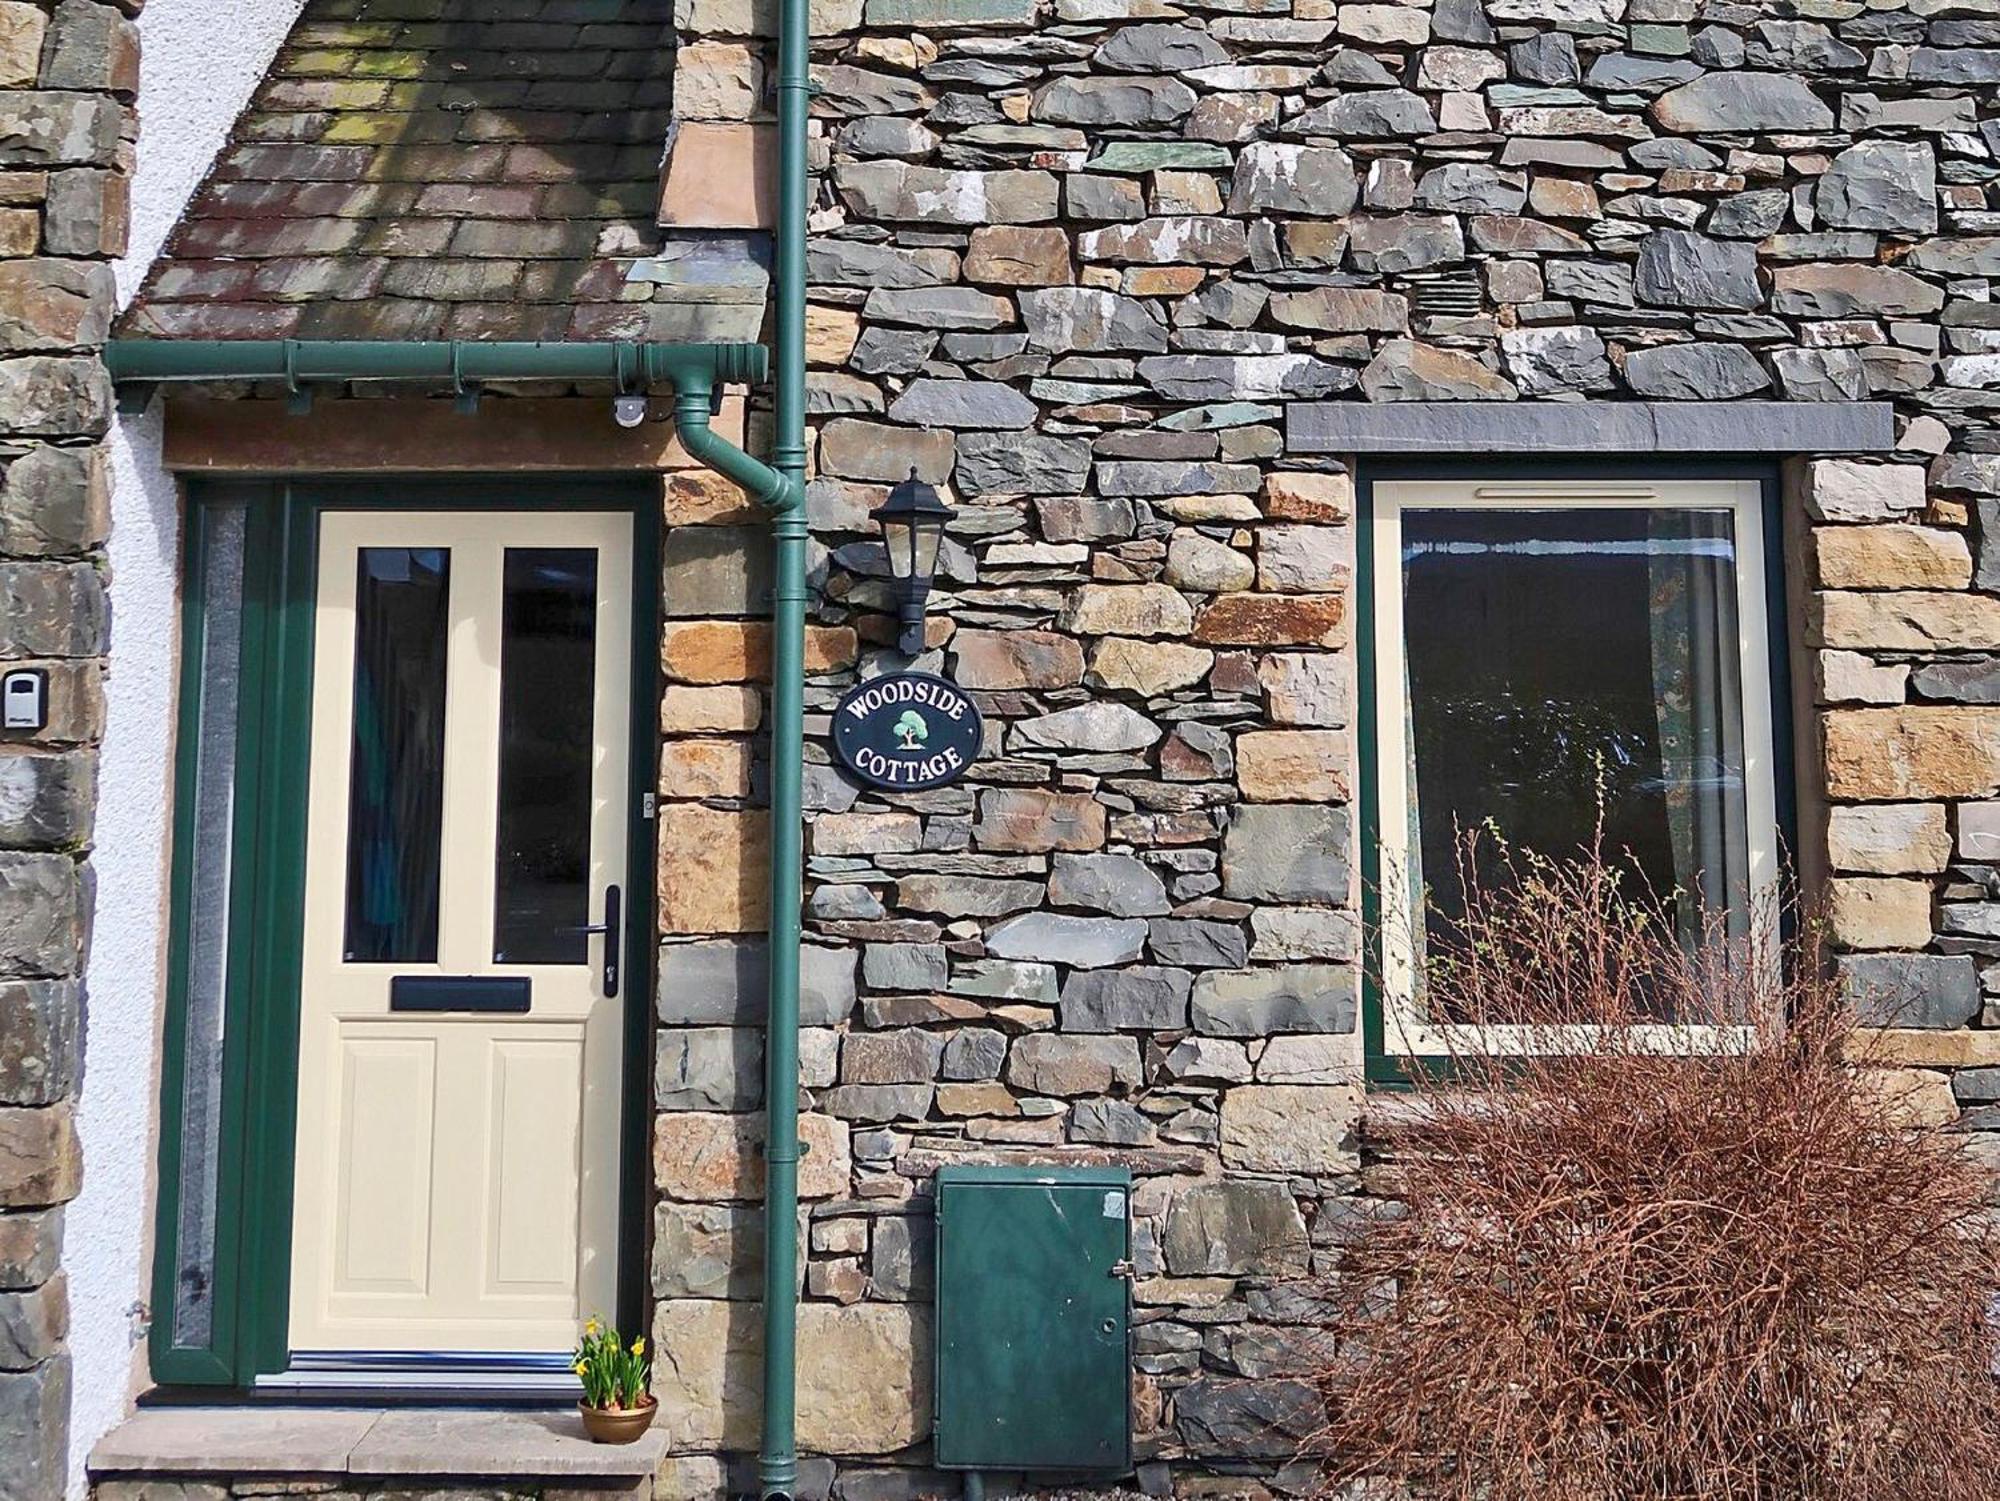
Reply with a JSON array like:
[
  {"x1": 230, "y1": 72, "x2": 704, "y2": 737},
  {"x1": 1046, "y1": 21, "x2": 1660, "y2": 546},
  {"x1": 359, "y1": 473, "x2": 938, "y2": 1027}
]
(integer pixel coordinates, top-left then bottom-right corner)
[{"x1": 571, "y1": 884, "x2": 621, "y2": 998}]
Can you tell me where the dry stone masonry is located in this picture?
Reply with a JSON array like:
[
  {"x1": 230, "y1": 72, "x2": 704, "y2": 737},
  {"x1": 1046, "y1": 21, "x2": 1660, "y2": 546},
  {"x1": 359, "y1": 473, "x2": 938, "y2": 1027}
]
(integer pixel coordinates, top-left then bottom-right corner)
[
  {"x1": 652, "y1": 0, "x2": 2000, "y2": 1491},
  {"x1": 8, "y1": 0, "x2": 2000, "y2": 1493},
  {"x1": 0, "y1": 2, "x2": 130, "y2": 1498}
]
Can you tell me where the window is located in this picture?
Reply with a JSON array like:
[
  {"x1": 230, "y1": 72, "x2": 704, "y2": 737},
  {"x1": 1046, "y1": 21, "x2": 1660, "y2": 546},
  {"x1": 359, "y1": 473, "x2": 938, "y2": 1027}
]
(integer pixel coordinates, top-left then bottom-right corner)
[
  {"x1": 1367, "y1": 478, "x2": 1781, "y2": 1063},
  {"x1": 162, "y1": 495, "x2": 249, "y2": 1355}
]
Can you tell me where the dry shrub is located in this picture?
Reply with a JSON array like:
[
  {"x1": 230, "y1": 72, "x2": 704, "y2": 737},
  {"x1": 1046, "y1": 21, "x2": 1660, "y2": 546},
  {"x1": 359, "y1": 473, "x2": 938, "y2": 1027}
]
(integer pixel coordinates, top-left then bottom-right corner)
[{"x1": 1317, "y1": 837, "x2": 2000, "y2": 1501}]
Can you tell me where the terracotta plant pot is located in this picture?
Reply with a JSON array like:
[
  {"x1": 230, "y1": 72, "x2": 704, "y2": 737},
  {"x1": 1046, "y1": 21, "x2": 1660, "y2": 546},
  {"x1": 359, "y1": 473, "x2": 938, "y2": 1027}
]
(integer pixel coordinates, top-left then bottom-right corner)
[{"x1": 579, "y1": 1396, "x2": 658, "y2": 1444}]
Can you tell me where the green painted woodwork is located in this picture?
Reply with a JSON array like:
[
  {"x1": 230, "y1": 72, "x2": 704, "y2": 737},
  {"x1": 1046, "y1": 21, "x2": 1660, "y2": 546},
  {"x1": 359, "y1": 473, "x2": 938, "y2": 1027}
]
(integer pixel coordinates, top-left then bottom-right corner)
[
  {"x1": 149, "y1": 484, "x2": 320, "y2": 1382},
  {"x1": 1353, "y1": 470, "x2": 1398, "y2": 1089},
  {"x1": 239, "y1": 487, "x2": 315, "y2": 1379},
  {"x1": 620, "y1": 492, "x2": 665, "y2": 1348},
  {"x1": 149, "y1": 486, "x2": 264, "y2": 1384},
  {"x1": 148, "y1": 478, "x2": 659, "y2": 1387},
  {"x1": 933, "y1": 1165, "x2": 1133, "y2": 1474}
]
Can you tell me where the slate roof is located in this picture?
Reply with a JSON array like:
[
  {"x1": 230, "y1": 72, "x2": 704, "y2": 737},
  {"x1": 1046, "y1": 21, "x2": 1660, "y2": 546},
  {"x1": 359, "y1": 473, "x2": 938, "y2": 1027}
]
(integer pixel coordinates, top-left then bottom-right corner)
[{"x1": 122, "y1": 0, "x2": 766, "y2": 343}]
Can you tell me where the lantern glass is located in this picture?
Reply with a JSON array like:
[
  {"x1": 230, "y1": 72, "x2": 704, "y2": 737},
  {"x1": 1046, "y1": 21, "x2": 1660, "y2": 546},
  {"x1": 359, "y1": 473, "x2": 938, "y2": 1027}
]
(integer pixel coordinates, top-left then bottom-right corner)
[
  {"x1": 880, "y1": 516, "x2": 915, "y2": 579},
  {"x1": 876, "y1": 471, "x2": 952, "y2": 583},
  {"x1": 909, "y1": 515, "x2": 945, "y2": 582}
]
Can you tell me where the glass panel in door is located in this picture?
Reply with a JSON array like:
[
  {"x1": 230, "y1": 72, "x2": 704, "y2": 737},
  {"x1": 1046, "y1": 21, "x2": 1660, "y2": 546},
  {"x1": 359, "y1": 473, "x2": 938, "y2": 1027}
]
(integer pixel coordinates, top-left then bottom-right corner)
[
  {"x1": 344, "y1": 547, "x2": 450, "y2": 964},
  {"x1": 493, "y1": 548, "x2": 600, "y2": 966}
]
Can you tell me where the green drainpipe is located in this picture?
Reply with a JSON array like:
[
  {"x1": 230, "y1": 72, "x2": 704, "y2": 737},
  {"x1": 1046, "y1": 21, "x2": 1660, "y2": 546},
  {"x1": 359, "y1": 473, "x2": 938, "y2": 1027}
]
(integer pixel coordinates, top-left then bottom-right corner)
[
  {"x1": 754, "y1": 0, "x2": 812, "y2": 1487},
  {"x1": 671, "y1": 0, "x2": 812, "y2": 1469},
  {"x1": 676, "y1": 379, "x2": 805, "y2": 1501}
]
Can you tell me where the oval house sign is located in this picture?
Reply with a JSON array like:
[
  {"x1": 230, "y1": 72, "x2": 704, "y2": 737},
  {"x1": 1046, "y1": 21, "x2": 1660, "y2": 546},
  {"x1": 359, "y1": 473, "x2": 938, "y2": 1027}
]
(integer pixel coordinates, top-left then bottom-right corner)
[{"x1": 833, "y1": 671, "x2": 983, "y2": 792}]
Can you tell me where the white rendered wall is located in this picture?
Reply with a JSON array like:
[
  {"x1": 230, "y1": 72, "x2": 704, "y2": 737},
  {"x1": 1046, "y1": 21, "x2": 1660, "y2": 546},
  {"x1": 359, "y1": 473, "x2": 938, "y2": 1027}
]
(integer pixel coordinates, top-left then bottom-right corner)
[
  {"x1": 71, "y1": 1, "x2": 307, "y2": 1488},
  {"x1": 114, "y1": 0, "x2": 310, "y2": 306}
]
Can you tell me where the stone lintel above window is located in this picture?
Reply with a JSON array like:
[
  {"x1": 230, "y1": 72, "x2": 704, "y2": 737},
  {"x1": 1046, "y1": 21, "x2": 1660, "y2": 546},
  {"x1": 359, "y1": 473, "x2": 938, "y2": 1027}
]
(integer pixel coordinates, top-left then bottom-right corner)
[{"x1": 1288, "y1": 400, "x2": 1896, "y2": 456}]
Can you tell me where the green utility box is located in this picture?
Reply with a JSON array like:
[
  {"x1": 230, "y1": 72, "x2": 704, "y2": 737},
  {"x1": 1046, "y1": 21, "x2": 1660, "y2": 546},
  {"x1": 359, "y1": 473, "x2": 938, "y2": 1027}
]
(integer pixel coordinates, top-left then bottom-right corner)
[{"x1": 933, "y1": 1164, "x2": 1133, "y2": 1474}]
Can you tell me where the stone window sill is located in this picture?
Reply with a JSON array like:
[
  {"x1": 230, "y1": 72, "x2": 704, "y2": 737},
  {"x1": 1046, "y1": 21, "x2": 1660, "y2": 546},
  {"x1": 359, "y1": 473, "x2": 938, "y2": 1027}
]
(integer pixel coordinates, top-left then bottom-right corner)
[{"x1": 89, "y1": 1406, "x2": 666, "y2": 1487}]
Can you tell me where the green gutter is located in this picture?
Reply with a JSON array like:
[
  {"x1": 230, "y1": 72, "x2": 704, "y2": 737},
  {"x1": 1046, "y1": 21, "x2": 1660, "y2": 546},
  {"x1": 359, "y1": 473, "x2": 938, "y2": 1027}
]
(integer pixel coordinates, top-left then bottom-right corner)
[{"x1": 103, "y1": 337, "x2": 770, "y2": 407}]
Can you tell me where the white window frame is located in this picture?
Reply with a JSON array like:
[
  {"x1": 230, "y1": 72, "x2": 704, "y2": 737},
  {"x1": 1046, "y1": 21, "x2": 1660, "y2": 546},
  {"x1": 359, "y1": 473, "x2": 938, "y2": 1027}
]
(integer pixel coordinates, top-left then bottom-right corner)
[{"x1": 1371, "y1": 477, "x2": 1781, "y2": 1060}]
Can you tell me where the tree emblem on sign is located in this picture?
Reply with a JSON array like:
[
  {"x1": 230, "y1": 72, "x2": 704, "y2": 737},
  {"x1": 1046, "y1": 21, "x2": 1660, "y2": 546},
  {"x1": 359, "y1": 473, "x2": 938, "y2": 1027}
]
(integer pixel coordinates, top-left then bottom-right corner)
[{"x1": 894, "y1": 709, "x2": 929, "y2": 750}]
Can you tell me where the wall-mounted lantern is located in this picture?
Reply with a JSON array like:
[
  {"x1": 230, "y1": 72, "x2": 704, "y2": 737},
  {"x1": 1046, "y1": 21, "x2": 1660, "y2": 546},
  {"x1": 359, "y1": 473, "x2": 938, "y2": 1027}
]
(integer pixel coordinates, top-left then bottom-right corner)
[{"x1": 874, "y1": 468, "x2": 955, "y2": 656}]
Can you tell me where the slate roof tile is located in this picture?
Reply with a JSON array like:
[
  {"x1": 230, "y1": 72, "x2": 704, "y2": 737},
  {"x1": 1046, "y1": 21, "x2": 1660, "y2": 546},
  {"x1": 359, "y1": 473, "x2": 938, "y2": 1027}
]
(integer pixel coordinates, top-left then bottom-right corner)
[{"x1": 121, "y1": 0, "x2": 755, "y2": 345}]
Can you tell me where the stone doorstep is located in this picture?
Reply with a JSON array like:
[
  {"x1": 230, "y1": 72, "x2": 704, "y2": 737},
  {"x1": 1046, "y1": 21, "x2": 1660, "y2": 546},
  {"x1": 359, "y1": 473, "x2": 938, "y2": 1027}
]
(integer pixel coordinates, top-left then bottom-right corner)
[{"x1": 89, "y1": 1406, "x2": 667, "y2": 1483}]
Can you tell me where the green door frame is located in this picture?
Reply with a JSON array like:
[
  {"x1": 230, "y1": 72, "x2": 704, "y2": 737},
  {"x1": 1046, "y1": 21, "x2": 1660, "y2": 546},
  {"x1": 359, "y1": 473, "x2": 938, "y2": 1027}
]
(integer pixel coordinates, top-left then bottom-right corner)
[{"x1": 149, "y1": 476, "x2": 661, "y2": 1388}]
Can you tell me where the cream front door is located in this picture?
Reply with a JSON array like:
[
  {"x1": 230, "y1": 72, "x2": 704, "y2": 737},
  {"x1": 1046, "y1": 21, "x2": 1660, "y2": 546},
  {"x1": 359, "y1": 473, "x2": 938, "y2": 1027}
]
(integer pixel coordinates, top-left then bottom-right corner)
[{"x1": 289, "y1": 509, "x2": 632, "y2": 1357}]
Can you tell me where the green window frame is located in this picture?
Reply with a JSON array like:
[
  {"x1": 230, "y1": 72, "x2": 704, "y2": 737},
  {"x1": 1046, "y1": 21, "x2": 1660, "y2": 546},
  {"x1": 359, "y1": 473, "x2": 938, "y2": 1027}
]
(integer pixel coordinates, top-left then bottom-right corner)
[
  {"x1": 1356, "y1": 461, "x2": 1798, "y2": 1089},
  {"x1": 149, "y1": 479, "x2": 660, "y2": 1387}
]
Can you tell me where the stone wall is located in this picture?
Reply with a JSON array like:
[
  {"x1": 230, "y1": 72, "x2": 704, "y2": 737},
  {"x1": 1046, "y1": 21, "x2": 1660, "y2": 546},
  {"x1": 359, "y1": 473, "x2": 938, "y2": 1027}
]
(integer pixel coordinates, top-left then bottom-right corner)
[
  {"x1": 648, "y1": 0, "x2": 2000, "y2": 1492},
  {"x1": 0, "y1": 1, "x2": 133, "y2": 1498}
]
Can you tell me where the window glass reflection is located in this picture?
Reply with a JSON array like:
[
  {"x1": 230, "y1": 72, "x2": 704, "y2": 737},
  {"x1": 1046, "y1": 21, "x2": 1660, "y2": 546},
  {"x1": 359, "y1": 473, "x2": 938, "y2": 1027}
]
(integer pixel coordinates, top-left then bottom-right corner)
[
  {"x1": 1401, "y1": 507, "x2": 1750, "y2": 983},
  {"x1": 493, "y1": 548, "x2": 599, "y2": 965},
  {"x1": 343, "y1": 546, "x2": 450, "y2": 964}
]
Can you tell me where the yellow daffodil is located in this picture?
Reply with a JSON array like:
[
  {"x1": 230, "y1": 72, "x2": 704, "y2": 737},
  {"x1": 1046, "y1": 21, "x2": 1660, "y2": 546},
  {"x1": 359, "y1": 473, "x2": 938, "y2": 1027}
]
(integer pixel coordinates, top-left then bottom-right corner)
[{"x1": 631, "y1": 1336, "x2": 645, "y2": 1356}]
